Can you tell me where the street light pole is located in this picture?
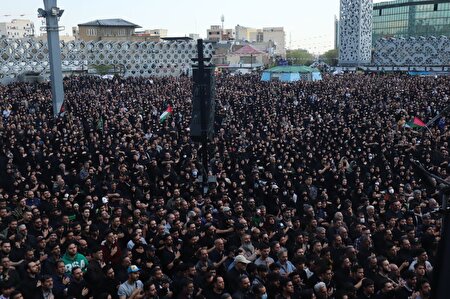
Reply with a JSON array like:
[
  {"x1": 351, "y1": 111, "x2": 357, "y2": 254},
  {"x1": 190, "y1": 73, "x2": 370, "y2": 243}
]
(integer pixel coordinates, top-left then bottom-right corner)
[{"x1": 38, "y1": 0, "x2": 65, "y2": 117}]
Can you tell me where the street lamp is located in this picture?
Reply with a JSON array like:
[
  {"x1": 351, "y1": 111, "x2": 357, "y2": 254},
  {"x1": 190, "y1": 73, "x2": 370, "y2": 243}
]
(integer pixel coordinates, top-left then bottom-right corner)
[{"x1": 38, "y1": 0, "x2": 65, "y2": 117}]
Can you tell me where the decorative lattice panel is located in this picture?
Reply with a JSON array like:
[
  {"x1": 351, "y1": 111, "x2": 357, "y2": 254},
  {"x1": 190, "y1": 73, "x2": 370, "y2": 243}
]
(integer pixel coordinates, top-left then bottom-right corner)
[
  {"x1": 339, "y1": 0, "x2": 373, "y2": 65},
  {"x1": 373, "y1": 36, "x2": 450, "y2": 66},
  {"x1": 0, "y1": 38, "x2": 213, "y2": 80}
]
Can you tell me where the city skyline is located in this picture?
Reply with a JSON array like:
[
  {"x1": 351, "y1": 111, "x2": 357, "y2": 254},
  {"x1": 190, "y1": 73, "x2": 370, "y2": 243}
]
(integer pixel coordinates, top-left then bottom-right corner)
[{"x1": 2, "y1": 0, "x2": 386, "y2": 54}]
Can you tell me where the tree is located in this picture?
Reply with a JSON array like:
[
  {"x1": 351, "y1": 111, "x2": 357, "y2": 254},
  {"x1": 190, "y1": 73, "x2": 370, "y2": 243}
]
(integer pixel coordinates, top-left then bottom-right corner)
[
  {"x1": 286, "y1": 49, "x2": 314, "y2": 65},
  {"x1": 321, "y1": 48, "x2": 339, "y2": 66}
]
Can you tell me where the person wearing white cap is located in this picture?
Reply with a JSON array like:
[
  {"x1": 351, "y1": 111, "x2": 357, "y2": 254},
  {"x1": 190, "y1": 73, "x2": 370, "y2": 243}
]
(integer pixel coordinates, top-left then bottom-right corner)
[
  {"x1": 226, "y1": 255, "x2": 251, "y2": 294},
  {"x1": 118, "y1": 265, "x2": 144, "y2": 299}
]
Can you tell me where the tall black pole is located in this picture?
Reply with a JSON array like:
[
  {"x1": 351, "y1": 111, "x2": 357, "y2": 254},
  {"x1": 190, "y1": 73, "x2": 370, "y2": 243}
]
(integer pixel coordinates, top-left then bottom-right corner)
[
  {"x1": 196, "y1": 39, "x2": 209, "y2": 195},
  {"x1": 432, "y1": 188, "x2": 450, "y2": 299}
]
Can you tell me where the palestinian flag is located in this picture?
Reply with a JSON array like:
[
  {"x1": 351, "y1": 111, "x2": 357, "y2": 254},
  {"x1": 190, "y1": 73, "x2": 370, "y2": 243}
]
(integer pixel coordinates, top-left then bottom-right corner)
[
  {"x1": 159, "y1": 105, "x2": 173, "y2": 123},
  {"x1": 405, "y1": 117, "x2": 426, "y2": 129}
]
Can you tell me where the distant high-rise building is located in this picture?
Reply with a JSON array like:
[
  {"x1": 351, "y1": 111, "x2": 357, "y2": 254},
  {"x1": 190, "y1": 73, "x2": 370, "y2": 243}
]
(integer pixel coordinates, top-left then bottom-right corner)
[
  {"x1": 334, "y1": 16, "x2": 340, "y2": 50},
  {"x1": 339, "y1": 0, "x2": 372, "y2": 66},
  {"x1": 0, "y1": 19, "x2": 34, "y2": 38}
]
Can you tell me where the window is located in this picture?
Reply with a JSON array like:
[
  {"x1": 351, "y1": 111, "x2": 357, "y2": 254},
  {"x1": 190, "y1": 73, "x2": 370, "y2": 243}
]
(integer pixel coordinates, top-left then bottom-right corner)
[{"x1": 86, "y1": 28, "x2": 97, "y2": 36}]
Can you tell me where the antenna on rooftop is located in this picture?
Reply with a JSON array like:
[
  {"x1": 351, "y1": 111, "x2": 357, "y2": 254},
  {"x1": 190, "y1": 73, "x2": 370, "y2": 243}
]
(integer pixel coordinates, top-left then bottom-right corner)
[{"x1": 221, "y1": 14, "x2": 224, "y2": 30}]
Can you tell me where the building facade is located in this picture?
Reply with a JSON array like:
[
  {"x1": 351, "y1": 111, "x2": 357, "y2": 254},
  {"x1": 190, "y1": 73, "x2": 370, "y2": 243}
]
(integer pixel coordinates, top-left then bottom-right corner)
[
  {"x1": 0, "y1": 37, "x2": 214, "y2": 83},
  {"x1": 373, "y1": 0, "x2": 450, "y2": 44},
  {"x1": 141, "y1": 29, "x2": 168, "y2": 38},
  {"x1": 78, "y1": 19, "x2": 141, "y2": 42},
  {"x1": 206, "y1": 26, "x2": 235, "y2": 41},
  {"x1": 339, "y1": 0, "x2": 373, "y2": 65},
  {"x1": 0, "y1": 19, "x2": 34, "y2": 38},
  {"x1": 334, "y1": 16, "x2": 340, "y2": 49},
  {"x1": 263, "y1": 27, "x2": 286, "y2": 57},
  {"x1": 373, "y1": 35, "x2": 450, "y2": 66},
  {"x1": 207, "y1": 25, "x2": 223, "y2": 41},
  {"x1": 235, "y1": 25, "x2": 259, "y2": 41}
]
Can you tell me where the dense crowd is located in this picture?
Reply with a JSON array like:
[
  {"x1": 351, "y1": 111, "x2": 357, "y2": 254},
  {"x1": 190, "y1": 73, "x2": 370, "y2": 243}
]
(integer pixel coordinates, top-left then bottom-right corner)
[{"x1": 0, "y1": 73, "x2": 449, "y2": 299}]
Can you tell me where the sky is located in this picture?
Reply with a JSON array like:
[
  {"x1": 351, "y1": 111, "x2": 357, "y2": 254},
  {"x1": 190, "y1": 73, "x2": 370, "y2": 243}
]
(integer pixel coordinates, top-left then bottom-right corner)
[{"x1": 2, "y1": 0, "x2": 387, "y2": 54}]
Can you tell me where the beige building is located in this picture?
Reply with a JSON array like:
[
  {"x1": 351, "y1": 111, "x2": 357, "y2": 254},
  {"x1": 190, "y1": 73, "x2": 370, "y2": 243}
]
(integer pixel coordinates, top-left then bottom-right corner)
[
  {"x1": 206, "y1": 25, "x2": 235, "y2": 41},
  {"x1": 228, "y1": 45, "x2": 268, "y2": 65},
  {"x1": 132, "y1": 29, "x2": 167, "y2": 42},
  {"x1": 235, "y1": 25, "x2": 259, "y2": 42},
  {"x1": 207, "y1": 25, "x2": 222, "y2": 41},
  {"x1": 0, "y1": 19, "x2": 34, "y2": 38},
  {"x1": 141, "y1": 29, "x2": 168, "y2": 37},
  {"x1": 234, "y1": 25, "x2": 286, "y2": 57},
  {"x1": 77, "y1": 19, "x2": 141, "y2": 41},
  {"x1": 263, "y1": 27, "x2": 286, "y2": 57},
  {"x1": 37, "y1": 33, "x2": 75, "y2": 43},
  {"x1": 222, "y1": 28, "x2": 235, "y2": 40}
]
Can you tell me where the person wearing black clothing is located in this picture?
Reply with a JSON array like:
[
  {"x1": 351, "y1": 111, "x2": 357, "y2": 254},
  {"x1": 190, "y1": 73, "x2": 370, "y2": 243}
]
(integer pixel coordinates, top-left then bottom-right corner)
[
  {"x1": 34, "y1": 275, "x2": 55, "y2": 299},
  {"x1": 226, "y1": 255, "x2": 250, "y2": 294},
  {"x1": 42, "y1": 244, "x2": 62, "y2": 276},
  {"x1": 0, "y1": 256, "x2": 21, "y2": 289},
  {"x1": 100, "y1": 265, "x2": 120, "y2": 299},
  {"x1": 231, "y1": 274, "x2": 251, "y2": 299},
  {"x1": 67, "y1": 267, "x2": 90, "y2": 299},
  {"x1": 84, "y1": 247, "x2": 106, "y2": 298},
  {"x1": 114, "y1": 256, "x2": 132, "y2": 284},
  {"x1": 208, "y1": 238, "x2": 228, "y2": 276},
  {"x1": 373, "y1": 279, "x2": 395, "y2": 299},
  {"x1": 395, "y1": 271, "x2": 416, "y2": 299},
  {"x1": 159, "y1": 235, "x2": 180, "y2": 278},
  {"x1": 203, "y1": 275, "x2": 226, "y2": 299},
  {"x1": 19, "y1": 260, "x2": 40, "y2": 299},
  {"x1": 334, "y1": 257, "x2": 352, "y2": 290},
  {"x1": 52, "y1": 261, "x2": 70, "y2": 299},
  {"x1": 357, "y1": 278, "x2": 375, "y2": 299}
]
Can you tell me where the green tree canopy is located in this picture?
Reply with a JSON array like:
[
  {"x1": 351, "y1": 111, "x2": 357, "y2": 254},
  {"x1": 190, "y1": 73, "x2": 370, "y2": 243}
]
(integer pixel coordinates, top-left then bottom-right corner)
[
  {"x1": 321, "y1": 48, "x2": 339, "y2": 66},
  {"x1": 286, "y1": 49, "x2": 315, "y2": 65}
]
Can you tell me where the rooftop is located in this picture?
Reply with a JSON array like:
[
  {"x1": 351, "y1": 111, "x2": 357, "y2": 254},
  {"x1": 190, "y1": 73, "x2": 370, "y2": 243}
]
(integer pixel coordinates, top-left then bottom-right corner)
[
  {"x1": 232, "y1": 45, "x2": 264, "y2": 55},
  {"x1": 78, "y1": 19, "x2": 141, "y2": 28},
  {"x1": 264, "y1": 65, "x2": 320, "y2": 73},
  {"x1": 161, "y1": 37, "x2": 193, "y2": 41}
]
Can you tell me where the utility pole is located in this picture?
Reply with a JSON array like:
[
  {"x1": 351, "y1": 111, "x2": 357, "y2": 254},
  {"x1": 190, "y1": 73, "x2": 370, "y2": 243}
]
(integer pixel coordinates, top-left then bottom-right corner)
[
  {"x1": 38, "y1": 0, "x2": 65, "y2": 117},
  {"x1": 198, "y1": 40, "x2": 208, "y2": 194},
  {"x1": 191, "y1": 39, "x2": 216, "y2": 194}
]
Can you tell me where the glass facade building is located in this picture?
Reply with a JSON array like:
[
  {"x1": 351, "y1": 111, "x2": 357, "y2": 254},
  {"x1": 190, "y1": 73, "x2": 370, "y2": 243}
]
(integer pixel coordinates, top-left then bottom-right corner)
[{"x1": 372, "y1": 0, "x2": 450, "y2": 44}]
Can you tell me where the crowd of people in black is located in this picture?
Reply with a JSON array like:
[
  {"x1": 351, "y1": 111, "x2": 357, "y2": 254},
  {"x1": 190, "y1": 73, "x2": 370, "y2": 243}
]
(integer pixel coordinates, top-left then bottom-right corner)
[{"x1": 0, "y1": 73, "x2": 449, "y2": 299}]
